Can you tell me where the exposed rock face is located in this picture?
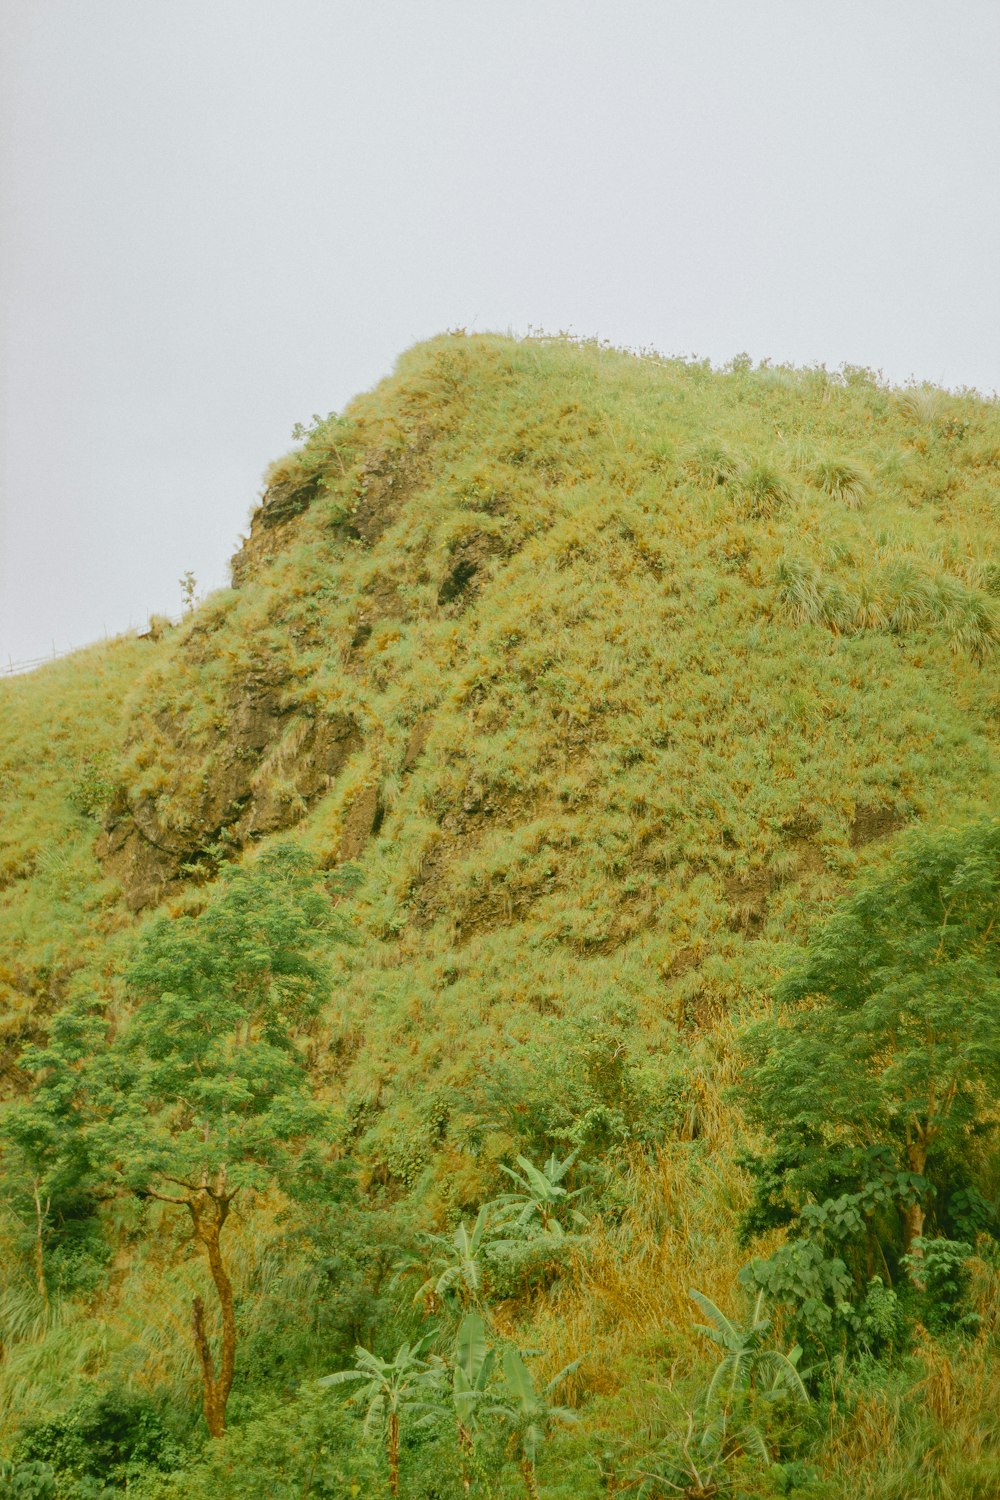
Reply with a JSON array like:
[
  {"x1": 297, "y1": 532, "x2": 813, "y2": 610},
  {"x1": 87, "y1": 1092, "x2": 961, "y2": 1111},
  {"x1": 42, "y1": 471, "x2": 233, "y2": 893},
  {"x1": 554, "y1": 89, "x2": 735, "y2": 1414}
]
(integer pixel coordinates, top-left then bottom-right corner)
[
  {"x1": 98, "y1": 688, "x2": 361, "y2": 910},
  {"x1": 230, "y1": 474, "x2": 322, "y2": 586},
  {"x1": 102, "y1": 430, "x2": 445, "y2": 910},
  {"x1": 338, "y1": 784, "x2": 383, "y2": 861},
  {"x1": 346, "y1": 436, "x2": 431, "y2": 545}
]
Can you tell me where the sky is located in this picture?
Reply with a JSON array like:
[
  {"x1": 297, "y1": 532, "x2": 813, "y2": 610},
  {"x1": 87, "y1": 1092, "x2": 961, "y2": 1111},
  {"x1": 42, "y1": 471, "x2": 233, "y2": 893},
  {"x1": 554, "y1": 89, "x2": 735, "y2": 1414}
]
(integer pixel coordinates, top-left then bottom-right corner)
[{"x1": 2, "y1": 1, "x2": 999, "y2": 665}]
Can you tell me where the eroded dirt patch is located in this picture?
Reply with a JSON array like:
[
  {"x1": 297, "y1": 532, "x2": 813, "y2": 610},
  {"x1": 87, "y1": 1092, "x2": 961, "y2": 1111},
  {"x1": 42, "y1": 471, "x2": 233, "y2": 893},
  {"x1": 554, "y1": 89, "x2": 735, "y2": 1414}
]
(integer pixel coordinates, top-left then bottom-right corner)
[{"x1": 849, "y1": 803, "x2": 907, "y2": 847}]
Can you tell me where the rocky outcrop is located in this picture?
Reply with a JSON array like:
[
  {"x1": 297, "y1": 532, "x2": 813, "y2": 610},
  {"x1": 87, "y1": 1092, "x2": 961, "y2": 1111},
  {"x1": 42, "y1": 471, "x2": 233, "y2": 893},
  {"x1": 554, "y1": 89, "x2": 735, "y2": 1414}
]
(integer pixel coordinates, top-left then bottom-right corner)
[
  {"x1": 97, "y1": 679, "x2": 361, "y2": 909},
  {"x1": 230, "y1": 473, "x2": 323, "y2": 587}
]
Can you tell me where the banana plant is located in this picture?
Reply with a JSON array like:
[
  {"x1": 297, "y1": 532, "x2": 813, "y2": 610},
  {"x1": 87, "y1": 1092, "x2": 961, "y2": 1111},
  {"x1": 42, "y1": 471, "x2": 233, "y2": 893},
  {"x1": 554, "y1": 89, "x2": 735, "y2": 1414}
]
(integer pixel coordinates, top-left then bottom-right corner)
[
  {"x1": 409, "y1": 1205, "x2": 495, "y2": 1312},
  {"x1": 318, "y1": 1331, "x2": 445, "y2": 1496},
  {"x1": 646, "y1": 1287, "x2": 810, "y2": 1488},
  {"x1": 449, "y1": 1312, "x2": 497, "y2": 1490},
  {"x1": 485, "y1": 1346, "x2": 579, "y2": 1500},
  {"x1": 689, "y1": 1288, "x2": 808, "y2": 1410},
  {"x1": 636, "y1": 1405, "x2": 752, "y2": 1498},
  {"x1": 490, "y1": 1151, "x2": 588, "y2": 1237}
]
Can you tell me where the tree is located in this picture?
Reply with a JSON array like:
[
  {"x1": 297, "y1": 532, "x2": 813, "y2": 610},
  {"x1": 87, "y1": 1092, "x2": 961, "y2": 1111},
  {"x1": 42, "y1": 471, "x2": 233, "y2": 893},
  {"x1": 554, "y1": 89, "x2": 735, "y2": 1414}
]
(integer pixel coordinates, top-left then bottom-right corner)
[
  {"x1": 91, "y1": 843, "x2": 348, "y2": 1437},
  {"x1": 318, "y1": 1332, "x2": 445, "y2": 1496},
  {"x1": 742, "y1": 818, "x2": 1000, "y2": 1279},
  {"x1": 0, "y1": 1001, "x2": 102, "y2": 1321},
  {"x1": 486, "y1": 1347, "x2": 579, "y2": 1500},
  {"x1": 449, "y1": 1313, "x2": 496, "y2": 1490}
]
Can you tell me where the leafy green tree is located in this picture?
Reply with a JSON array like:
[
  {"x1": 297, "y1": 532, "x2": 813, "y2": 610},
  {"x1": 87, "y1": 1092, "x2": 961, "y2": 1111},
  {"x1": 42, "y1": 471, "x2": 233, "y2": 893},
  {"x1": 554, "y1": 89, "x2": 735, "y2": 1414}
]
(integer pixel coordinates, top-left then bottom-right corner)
[
  {"x1": 742, "y1": 819, "x2": 1000, "y2": 1279},
  {"x1": 0, "y1": 1001, "x2": 103, "y2": 1318},
  {"x1": 902, "y1": 1235, "x2": 977, "y2": 1332},
  {"x1": 318, "y1": 1331, "x2": 445, "y2": 1496},
  {"x1": 740, "y1": 1196, "x2": 905, "y2": 1354},
  {"x1": 127, "y1": 1388, "x2": 382, "y2": 1499},
  {"x1": 90, "y1": 844, "x2": 347, "y2": 1437},
  {"x1": 486, "y1": 1347, "x2": 579, "y2": 1500},
  {"x1": 10, "y1": 1388, "x2": 182, "y2": 1491}
]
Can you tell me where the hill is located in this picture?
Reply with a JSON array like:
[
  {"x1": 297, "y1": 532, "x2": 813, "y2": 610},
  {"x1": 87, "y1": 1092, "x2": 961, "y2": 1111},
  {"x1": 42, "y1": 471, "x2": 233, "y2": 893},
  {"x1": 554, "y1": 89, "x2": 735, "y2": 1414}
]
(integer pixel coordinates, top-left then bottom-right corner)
[{"x1": 2, "y1": 333, "x2": 999, "y2": 1498}]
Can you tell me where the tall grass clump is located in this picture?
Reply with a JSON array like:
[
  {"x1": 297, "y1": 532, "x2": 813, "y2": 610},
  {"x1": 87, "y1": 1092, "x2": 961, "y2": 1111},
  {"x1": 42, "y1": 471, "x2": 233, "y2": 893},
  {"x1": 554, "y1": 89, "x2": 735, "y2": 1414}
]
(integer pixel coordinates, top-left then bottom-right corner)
[
  {"x1": 683, "y1": 440, "x2": 741, "y2": 487},
  {"x1": 811, "y1": 455, "x2": 872, "y2": 508},
  {"x1": 776, "y1": 554, "x2": 998, "y2": 655},
  {"x1": 732, "y1": 462, "x2": 792, "y2": 518}
]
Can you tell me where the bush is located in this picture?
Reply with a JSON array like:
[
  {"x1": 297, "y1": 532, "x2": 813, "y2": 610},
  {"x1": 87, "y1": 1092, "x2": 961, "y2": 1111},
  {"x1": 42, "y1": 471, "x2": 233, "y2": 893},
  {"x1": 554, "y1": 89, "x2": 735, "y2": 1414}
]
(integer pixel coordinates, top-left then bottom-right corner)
[
  {"x1": 11, "y1": 1390, "x2": 181, "y2": 1493},
  {"x1": 135, "y1": 1388, "x2": 381, "y2": 1499},
  {"x1": 67, "y1": 756, "x2": 117, "y2": 820},
  {"x1": 903, "y1": 1237, "x2": 977, "y2": 1333},
  {"x1": 483, "y1": 1232, "x2": 584, "y2": 1300}
]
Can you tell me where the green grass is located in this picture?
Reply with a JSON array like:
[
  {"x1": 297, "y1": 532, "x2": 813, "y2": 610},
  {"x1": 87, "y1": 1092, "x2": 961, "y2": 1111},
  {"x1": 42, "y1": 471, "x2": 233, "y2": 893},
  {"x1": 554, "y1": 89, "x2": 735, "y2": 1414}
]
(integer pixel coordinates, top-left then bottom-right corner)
[
  {"x1": 2, "y1": 333, "x2": 1000, "y2": 1495},
  {"x1": 0, "y1": 638, "x2": 150, "y2": 1038}
]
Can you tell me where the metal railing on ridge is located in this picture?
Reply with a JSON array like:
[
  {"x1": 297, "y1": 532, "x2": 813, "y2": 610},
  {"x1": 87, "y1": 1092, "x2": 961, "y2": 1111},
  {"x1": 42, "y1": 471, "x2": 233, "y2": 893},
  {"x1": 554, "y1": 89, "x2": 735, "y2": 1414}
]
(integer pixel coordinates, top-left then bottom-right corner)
[
  {"x1": 1, "y1": 651, "x2": 73, "y2": 678},
  {"x1": 1, "y1": 617, "x2": 185, "y2": 678}
]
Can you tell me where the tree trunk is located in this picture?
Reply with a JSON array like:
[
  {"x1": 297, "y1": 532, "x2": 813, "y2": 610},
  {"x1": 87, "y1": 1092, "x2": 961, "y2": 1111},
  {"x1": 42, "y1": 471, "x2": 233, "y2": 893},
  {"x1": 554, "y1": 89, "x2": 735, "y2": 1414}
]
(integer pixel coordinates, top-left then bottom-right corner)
[
  {"x1": 520, "y1": 1457, "x2": 540, "y2": 1500},
  {"x1": 388, "y1": 1410, "x2": 400, "y2": 1497},
  {"x1": 904, "y1": 1199, "x2": 926, "y2": 1254},
  {"x1": 457, "y1": 1422, "x2": 473, "y2": 1492},
  {"x1": 32, "y1": 1181, "x2": 49, "y2": 1311},
  {"x1": 904, "y1": 1129, "x2": 929, "y2": 1288},
  {"x1": 189, "y1": 1191, "x2": 235, "y2": 1438}
]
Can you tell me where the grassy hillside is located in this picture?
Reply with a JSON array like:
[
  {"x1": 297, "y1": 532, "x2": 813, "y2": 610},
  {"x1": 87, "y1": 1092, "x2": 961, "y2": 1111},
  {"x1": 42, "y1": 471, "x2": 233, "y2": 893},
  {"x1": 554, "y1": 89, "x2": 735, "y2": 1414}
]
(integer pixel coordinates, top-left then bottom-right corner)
[{"x1": 2, "y1": 333, "x2": 1000, "y2": 1498}]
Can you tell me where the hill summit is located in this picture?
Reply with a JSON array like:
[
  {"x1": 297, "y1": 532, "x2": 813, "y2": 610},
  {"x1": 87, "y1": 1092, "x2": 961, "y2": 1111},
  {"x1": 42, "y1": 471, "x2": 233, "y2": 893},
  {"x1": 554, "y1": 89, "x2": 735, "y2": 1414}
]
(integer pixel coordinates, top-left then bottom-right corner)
[{"x1": 2, "y1": 334, "x2": 999, "y2": 1498}]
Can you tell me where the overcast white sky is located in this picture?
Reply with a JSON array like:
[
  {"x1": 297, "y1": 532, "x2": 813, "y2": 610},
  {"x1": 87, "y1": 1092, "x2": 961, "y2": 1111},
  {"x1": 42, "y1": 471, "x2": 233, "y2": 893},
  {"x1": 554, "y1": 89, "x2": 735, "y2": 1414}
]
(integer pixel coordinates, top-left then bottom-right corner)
[{"x1": 2, "y1": 1, "x2": 999, "y2": 664}]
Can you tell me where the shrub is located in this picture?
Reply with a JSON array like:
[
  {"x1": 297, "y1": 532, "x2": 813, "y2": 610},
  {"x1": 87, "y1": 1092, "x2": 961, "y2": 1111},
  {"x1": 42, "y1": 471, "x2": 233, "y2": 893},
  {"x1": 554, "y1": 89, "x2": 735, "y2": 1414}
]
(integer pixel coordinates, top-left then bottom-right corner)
[
  {"x1": 11, "y1": 1390, "x2": 181, "y2": 1492},
  {"x1": 67, "y1": 755, "x2": 117, "y2": 820},
  {"x1": 134, "y1": 1389, "x2": 381, "y2": 1499},
  {"x1": 903, "y1": 1237, "x2": 977, "y2": 1333}
]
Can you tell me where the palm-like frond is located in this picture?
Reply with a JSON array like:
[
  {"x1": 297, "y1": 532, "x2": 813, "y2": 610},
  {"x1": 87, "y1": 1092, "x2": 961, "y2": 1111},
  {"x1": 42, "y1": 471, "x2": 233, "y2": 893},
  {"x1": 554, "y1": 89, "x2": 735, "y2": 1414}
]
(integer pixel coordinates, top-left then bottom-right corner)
[
  {"x1": 738, "y1": 1420, "x2": 772, "y2": 1464},
  {"x1": 690, "y1": 1288, "x2": 809, "y2": 1419},
  {"x1": 543, "y1": 1357, "x2": 582, "y2": 1396},
  {"x1": 756, "y1": 1347, "x2": 809, "y2": 1404},
  {"x1": 317, "y1": 1367, "x2": 372, "y2": 1388},
  {"x1": 414, "y1": 1207, "x2": 493, "y2": 1306},
  {"x1": 454, "y1": 1312, "x2": 490, "y2": 1389},
  {"x1": 361, "y1": 1390, "x2": 388, "y2": 1439},
  {"x1": 688, "y1": 1288, "x2": 741, "y2": 1348},
  {"x1": 491, "y1": 1151, "x2": 587, "y2": 1235}
]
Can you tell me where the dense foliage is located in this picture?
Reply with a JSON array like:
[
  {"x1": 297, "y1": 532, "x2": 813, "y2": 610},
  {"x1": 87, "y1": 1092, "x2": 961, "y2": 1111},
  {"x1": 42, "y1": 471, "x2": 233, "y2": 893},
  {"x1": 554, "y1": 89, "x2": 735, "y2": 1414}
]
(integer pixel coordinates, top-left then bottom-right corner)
[
  {"x1": 740, "y1": 820, "x2": 1000, "y2": 1356},
  {"x1": 2, "y1": 333, "x2": 1000, "y2": 1497}
]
